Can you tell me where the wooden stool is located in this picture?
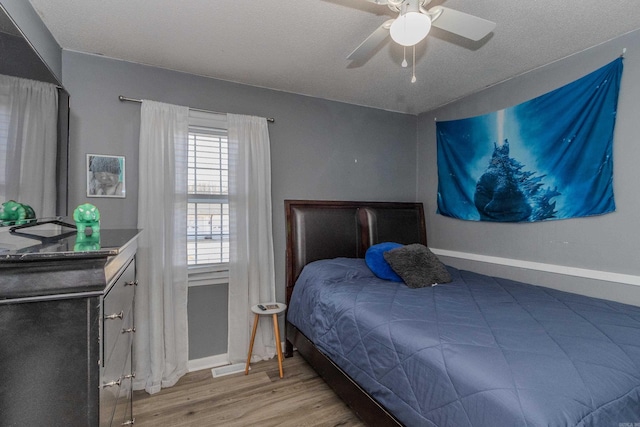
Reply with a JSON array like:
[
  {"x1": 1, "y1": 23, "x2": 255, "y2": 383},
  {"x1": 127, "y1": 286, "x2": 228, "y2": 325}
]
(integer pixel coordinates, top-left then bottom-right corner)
[{"x1": 245, "y1": 302, "x2": 287, "y2": 378}]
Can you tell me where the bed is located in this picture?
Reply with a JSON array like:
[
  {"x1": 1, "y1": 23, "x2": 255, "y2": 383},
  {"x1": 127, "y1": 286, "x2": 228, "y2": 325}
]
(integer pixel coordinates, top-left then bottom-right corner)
[{"x1": 284, "y1": 200, "x2": 640, "y2": 426}]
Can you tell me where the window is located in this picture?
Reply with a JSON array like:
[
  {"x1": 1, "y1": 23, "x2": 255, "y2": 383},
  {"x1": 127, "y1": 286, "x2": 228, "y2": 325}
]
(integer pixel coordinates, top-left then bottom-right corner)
[{"x1": 187, "y1": 119, "x2": 229, "y2": 266}]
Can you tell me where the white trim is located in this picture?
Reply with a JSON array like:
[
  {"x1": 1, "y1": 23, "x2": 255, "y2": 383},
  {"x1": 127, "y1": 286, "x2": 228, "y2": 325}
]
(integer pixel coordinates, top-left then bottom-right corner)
[
  {"x1": 431, "y1": 248, "x2": 640, "y2": 287},
  {"x1": 188, "y1": 264, "x2": 229, "y2": 287},
  {"x1": 188, "y1": 263, "x2": 228, "y2": 273},
  {"x1": 187, "y1": 353, "x2": 229, "y2": 372},
  {"x1": 187, "y1": 340, "x2": 288, "y2": 373}
]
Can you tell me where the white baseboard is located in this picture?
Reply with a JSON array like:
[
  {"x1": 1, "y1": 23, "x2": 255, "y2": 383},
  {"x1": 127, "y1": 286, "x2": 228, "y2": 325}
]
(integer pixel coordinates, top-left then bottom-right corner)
[
  {"x1": 187, "y1": 341, "x2": 288, "y2": 373},
  {"x1": 187, "y1": 353, "x2": 229, "y2": 372},
  {"x1": 430, "y1": 248, "x2": 640, "y2": 287}
]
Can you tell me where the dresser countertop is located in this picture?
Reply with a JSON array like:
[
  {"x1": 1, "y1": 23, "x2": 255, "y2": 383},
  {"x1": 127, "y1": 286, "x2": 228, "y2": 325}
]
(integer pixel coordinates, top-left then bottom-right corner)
[{"x1": 0, "y1": 219, "x2": 140, "y2": 262}]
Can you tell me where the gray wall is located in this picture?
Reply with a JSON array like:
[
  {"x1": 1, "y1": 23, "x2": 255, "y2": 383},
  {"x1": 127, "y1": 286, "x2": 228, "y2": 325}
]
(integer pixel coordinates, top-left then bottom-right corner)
[
  {"x1": 62, "y1": 51, "x2": 417, "y2": 358},
  {"x1": 188, "y1": 285, "x2": 228, "y2": 359},
  {"x1": 417, "y1": 29, "x2": 640, "y2": 306}
]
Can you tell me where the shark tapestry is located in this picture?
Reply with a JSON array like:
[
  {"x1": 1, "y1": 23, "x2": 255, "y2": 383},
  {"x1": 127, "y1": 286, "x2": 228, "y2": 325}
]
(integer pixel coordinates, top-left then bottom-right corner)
[{"x1": 436, "y1": 57, "x2": 623, "y2": 222}]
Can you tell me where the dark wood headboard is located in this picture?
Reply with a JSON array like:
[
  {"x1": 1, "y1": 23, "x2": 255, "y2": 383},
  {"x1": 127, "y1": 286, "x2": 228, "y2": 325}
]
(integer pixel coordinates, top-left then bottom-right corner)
[{"x1": 285, "y1": 200, "x2": 427, "y2": 304}]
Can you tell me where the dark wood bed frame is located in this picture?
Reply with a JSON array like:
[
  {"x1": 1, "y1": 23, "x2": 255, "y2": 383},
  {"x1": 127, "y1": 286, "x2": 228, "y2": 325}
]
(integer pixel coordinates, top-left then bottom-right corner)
[{"x1": 284, "y1": 200, "x2": 427, "y2": 426}]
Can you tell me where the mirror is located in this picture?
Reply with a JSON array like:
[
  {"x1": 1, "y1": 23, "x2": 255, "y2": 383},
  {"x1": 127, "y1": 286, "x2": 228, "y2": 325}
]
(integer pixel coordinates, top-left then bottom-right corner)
[{"x1": 0, "y1": 4, "x2": 69, "y2": 226}]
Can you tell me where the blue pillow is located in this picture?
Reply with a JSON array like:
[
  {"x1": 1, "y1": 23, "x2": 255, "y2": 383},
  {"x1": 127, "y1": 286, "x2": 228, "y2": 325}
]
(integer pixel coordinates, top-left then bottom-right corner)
[{"x1": 365, "y1": 242, "x2": 404, "y2": 282}]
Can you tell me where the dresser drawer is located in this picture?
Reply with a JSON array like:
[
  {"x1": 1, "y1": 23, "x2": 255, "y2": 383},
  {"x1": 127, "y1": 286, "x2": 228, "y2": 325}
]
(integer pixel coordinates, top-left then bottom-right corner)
[
  {"x1": 105, "y1": 303, "x2": 134, "y2": 367},
  {"x1": 99, "y1": 377, "x2": 119, "y2": 427},
  {"x1": 102, "y1": 259, "x2": 136, "y2": 364},
  {"x1": 113, "y1": 354, "x2": 134, "y2": 427},
  {"x1": 101, "y1": 320, "x2": 134, "y2": 427}
]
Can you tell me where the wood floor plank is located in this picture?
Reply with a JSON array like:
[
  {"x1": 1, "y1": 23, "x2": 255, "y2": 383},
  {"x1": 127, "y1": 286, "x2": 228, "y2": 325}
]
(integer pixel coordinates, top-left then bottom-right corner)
[{"x1": 133, "y1": 352, "x2": 365, "y2": 426}]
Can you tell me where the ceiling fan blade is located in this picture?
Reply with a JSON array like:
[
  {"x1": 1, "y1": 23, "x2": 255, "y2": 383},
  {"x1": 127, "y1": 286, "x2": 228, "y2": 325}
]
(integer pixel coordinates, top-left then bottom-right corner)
[
  {"x1": 347, "y1": 19, "x2": 394, "y2": 61},
  {"x1": 428, "y1": 6, "x2": 496, "y2": 41}
]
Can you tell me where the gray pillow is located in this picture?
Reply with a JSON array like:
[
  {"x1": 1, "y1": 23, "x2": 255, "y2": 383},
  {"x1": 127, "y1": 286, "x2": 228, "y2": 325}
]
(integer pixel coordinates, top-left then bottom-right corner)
[{"x1": 383, "y1": 244, "x2": 452, "y2": 288}]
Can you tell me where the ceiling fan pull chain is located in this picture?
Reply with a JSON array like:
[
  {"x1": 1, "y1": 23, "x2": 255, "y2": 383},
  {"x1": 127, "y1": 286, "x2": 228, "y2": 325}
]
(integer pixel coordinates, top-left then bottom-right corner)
[
  {"x1": 402, "y1": 47, "x2": 408, "y2": 68},
  {"x1": 411, "y1": 45, "x2": 417, "y2": 83}
]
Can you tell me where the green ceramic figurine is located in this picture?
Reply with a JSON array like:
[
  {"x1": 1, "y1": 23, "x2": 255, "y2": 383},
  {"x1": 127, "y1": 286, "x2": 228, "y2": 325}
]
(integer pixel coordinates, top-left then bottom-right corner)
[
  {"x1": 73, "y1": 203, "x2": 100, "y2": 235},
  {"x1": 0, "y1": 200, "x2": 36, "y2": 225}
]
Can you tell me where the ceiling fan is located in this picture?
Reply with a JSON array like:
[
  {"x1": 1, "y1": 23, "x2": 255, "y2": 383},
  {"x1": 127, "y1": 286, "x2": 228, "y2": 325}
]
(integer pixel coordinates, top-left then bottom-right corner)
[{"x1": 348, "y1": 0, "x2": 496, "y2": 63}]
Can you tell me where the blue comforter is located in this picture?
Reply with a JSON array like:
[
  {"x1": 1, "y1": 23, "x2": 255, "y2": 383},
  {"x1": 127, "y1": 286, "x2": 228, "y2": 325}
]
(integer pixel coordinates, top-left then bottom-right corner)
[{"x1": 287, "y1": 258, "x2": 640, "y2": 426}]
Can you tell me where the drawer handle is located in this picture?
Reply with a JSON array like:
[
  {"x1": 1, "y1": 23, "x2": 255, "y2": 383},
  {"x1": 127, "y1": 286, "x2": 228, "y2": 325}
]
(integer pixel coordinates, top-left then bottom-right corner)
[
  {"x1": 102, "y1": 378, "x2": 121, "y2": 388},
  {"x1": 122, "y1": 372, "x2": 136, "y2": 380},
  {"x1": 125, "y1": 280, "x2": 138, "y2": 287},
  {"x1": 122, "y1": 418, "x2": 135, "y2": 425},
  {"x1": 105, "y1": 311, "x2": 124, "y2": 320},
  {"x1": 122, "y1": 327, "x2": 136, "y2": 334}
]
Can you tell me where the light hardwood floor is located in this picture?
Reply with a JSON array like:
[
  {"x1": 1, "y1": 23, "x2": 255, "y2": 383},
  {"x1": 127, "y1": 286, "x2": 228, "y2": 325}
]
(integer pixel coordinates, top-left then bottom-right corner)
[{"x1": 132, "y1": 352, "x2": 366, "y2": 426}]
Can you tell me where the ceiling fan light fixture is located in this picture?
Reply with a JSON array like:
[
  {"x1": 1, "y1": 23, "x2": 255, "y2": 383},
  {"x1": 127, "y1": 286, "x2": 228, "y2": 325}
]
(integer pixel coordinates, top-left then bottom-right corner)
[{"x1": 389, "y1": 11, "x2": 431, "y2": 47}]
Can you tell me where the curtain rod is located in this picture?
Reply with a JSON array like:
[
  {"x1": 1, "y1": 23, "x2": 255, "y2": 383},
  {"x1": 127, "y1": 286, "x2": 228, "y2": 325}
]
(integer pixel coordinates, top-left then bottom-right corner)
[{"x1": 118, "y1": 95, "x2": 275, "y2": 123}]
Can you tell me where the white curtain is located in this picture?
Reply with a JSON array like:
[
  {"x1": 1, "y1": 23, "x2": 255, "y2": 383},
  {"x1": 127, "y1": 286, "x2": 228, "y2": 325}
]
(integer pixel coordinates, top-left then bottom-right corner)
[
  {"x1": 134, "y1": 100, "x2": 189, "y2": 394},
  {"x1": 227, "y1": 114, "x2": 276, "y2": 364},
  {"x1": 0, "y1": 75, "x2": 58, "y2": 217}
]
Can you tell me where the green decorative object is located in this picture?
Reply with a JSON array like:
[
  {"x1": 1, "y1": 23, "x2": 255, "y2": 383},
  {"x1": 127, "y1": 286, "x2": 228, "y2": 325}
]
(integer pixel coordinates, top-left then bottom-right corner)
[
  {"x1": 0, "y1": 200, "x2": 36, "y2": 225},
  {"x1": 74, "y1": 232, "x2": 101, "y2": 251},
  {"x1": 73, "y1": 203, "x2": 100, "y2": 235}
]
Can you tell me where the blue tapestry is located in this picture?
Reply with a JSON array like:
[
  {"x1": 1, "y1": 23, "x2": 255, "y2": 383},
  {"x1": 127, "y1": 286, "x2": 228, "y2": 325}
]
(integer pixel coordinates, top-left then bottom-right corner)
[{"x1": 437, "y1": 58, "x2": 623, "y2": 222}]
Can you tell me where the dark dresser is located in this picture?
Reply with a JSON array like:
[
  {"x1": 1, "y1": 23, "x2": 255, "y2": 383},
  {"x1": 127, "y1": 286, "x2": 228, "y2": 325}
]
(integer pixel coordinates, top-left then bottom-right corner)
[{"x1": 0, "y1": 223, "x2": 140, "y2": 427}]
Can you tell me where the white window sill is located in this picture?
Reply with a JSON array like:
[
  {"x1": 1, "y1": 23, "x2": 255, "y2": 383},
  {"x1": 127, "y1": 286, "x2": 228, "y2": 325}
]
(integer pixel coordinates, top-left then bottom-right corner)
[{"x1": 188, "y1": 263, "x2": 229, "y2": 287}]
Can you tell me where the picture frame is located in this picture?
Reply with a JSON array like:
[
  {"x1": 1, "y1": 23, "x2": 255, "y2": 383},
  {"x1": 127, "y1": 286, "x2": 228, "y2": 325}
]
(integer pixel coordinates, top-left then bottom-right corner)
[{"x1": 86, "y1": 154, "x2": 126, "y2": 198}]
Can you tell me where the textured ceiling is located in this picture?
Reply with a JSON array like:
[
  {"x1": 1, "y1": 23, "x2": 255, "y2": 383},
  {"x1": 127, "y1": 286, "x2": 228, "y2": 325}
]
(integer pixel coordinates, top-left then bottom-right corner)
[{"x1": 27, "y1": 0, "x2": 640, "y2": 115}]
